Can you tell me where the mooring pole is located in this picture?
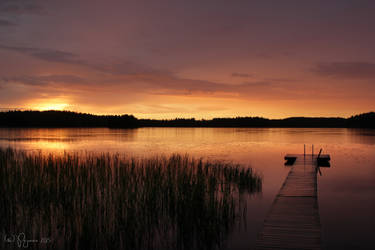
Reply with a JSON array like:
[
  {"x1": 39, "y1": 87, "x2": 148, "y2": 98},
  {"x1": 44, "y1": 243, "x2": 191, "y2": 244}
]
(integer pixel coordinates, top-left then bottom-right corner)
[
  {"x1": 312, "y1": 144, "x2": 314, "y2": 156},
  {"x1": 318, "y1": 148, "x2": 322, "y2": 159},
  {"x1": 304, "y1": 144, "x2": 306, "y2": 158}
]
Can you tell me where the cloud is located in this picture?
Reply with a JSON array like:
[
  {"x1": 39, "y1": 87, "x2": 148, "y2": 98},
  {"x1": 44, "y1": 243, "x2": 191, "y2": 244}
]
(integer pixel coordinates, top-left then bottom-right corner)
[
  {"x1": 2, "y1": 75, "x2": 86, "y2": 86},
  {"x1": 313, "y1": 62, "x2": 375, "y2": 79},
  {"x1": 0, "y1": 45, "x2": 85, "y2": 65},
  {"x1": 129, "y1": 103, "x2": 227, "y2": 115},
  {"x1": 0, "y1": 19, "x2": 15, "y2": 26},
  {"x1": 241, "y1": 81, "x2": 274, "y2": 88},
  {"x1": 0, "y1": 44, "x2": 301, "y2": 101},
  {"x1": 265, "y1": 78, "x2": 299, "y2": 82},
  {"x1": 91, "y1": 61, "x2": 167, "y2": 75},
  {"x1": 0, "y1": 45, "x2": 240, "y2": 94},
  {"x1": 33, "y1": 50, "x2": 84, "y2": 64},
  {"x1": 0, "y1": 0, "x2": 44, "y2": 15},
  {"x1": 2, "y1": 45, "x2": 85, "y2": 64},
  {"x1": 1, "y1": 71, "x2": 280, "y2": 100},
  {"x1": 0, "y1": 44, "x2": 166, "y2": 76},
  {"x1": 231, "y1": 72, "x2": 253, "y2": 78}
]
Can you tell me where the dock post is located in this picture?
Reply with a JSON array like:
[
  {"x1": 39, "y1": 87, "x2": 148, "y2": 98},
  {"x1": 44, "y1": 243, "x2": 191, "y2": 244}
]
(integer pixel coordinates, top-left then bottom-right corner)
[
  {"x1": 318, "y1": 148, "x2": 322, "y2": 159},
  {"x1": 304, "y1": 144, "x2": 306, "y2": 157},
  {"x1": 312, "y1": 144, "x2": 314, "y2": 156}
]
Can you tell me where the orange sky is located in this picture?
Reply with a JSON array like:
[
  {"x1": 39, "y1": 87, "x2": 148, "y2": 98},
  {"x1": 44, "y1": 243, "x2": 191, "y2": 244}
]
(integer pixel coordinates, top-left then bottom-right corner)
[{"x1": 0, "y1": 1, "x2": 374, "y2": 118}]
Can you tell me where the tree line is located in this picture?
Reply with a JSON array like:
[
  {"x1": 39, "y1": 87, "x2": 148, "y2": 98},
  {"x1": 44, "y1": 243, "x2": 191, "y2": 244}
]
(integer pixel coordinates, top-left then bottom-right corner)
[{"x1": 0, "y1": 110, "x2": 374, "y2": 128}]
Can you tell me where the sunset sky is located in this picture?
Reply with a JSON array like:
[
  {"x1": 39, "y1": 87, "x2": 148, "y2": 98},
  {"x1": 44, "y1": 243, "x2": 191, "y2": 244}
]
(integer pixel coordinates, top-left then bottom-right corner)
[{"x1": 0, "y1": 0, "x2": 374, "y2": 119}]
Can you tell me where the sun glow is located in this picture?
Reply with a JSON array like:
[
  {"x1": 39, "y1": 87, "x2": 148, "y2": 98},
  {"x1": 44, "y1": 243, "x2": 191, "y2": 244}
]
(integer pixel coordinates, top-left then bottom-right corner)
[{"x1": 34, "y1": 102, "x2": 69, "y2": 111}]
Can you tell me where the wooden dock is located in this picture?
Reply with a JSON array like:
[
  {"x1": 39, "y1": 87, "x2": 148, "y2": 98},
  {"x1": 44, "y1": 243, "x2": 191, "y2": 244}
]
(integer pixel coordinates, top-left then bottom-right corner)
[{"x1": 255, "y1": 154, "x2": 330, "y2": 250}]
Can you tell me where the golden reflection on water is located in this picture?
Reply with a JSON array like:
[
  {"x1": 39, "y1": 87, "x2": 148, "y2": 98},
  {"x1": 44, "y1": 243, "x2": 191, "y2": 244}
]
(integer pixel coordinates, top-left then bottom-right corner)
[{"x1": 2, "y1": 127, "x2": 374, "y2": 154}]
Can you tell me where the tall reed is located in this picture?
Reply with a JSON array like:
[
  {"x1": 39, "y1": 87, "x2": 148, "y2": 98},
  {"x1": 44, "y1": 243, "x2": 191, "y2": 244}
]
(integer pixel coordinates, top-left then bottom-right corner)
[{"x1": 0, "y1": 148, "x2": 262, "y2": 250}]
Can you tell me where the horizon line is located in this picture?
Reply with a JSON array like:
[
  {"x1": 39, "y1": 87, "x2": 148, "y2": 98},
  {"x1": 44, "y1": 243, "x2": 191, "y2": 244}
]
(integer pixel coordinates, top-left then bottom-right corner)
[{"x1": 1, "y1": 109, "x2": 374, "y2": 120}]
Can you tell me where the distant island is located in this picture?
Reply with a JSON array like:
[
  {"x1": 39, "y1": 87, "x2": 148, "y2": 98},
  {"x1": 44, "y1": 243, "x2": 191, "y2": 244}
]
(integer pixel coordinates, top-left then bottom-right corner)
[{"x1": 0, "y1": 110, "x2": 374, "y2": 128}]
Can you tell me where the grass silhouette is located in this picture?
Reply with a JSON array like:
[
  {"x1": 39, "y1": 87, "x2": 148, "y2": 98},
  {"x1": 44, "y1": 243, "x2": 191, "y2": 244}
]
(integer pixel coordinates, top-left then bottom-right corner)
[{"x1": 0, "y1": 148, "x2": 262, "y2": 250}]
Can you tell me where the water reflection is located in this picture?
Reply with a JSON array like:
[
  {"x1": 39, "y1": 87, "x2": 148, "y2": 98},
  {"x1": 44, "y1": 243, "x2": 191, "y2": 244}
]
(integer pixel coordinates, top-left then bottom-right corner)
[
  {"x1": 0, "y1": 128, "x2": 374, "y2": 249},
  {"x1": 2, "y1": 127, "x2": 374, "y2": 153}
]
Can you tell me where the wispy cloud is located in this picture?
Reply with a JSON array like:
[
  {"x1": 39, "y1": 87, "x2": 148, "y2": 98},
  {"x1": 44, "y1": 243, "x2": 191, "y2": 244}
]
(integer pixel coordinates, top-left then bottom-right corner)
[
  {"x1": 313, "y1": 62, "x2": 375, "y2": 79},
  {"x1": 0, "y1": 0, "x2": 45, "y2": 15},
  {"x1": 91, "y1": 61, "x2": 167, "y2": 76},
  {"x1": 1, "y1": 70, "x2": 287, "y2": 101},
  {"x1": 2, "y1": 75, "x2": 86, "y2": 86},
  {"x1": 231, "y1": 72, "x2": 253, "y2": 78},
  {"x1": 0, "y1": 44, "x2": 165, "y2": 75},
  {"x1": 0, "y1": 45, "x2": 85, "y2": 65},
  {"x1": 264, "y1": 78, "x2": 299, "y2": 82}
]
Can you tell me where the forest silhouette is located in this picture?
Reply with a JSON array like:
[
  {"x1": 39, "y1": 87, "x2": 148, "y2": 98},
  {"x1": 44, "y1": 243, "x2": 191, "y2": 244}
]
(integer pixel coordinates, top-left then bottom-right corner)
[{"x1": 0, "y1": 110, "x2": 374, "y2": 128}]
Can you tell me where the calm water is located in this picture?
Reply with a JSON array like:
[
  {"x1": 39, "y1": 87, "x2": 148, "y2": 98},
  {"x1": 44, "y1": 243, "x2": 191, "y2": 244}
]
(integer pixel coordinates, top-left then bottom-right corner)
[{"x1": 1, "y1": 128, "x2": 374, "y2": 249}]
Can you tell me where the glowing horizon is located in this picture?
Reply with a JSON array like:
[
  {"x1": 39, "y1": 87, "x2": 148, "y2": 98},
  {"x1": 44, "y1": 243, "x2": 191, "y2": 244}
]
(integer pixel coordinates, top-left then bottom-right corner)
[{"x1": 5, "y1": 107, "x2": 371, "y2": 120}]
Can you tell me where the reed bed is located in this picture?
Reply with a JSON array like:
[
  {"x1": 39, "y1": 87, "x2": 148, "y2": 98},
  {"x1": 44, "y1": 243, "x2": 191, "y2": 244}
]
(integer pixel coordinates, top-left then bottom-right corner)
[{"x1": 0, "y1": 148, "x2": 262, "y2": 250}]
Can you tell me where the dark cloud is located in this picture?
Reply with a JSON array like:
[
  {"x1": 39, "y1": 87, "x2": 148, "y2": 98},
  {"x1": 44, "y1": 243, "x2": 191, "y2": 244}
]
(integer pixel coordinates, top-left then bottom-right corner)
[
  {"x1": 33, "y1": 50, "x2": 83, "y2": 64},
  {"x1": 0, "y1": 44, "x2": 37, "y2": 53},
  {"x1": 0, "y1": 45, "x2": 85, "y2": 65},
  {"x1": 241, "y1": 81, "x2": 274, "y2": 88},
  {"x1": 0, "y1": 43, "x2": 307, "y2": 102},
  {"x1": 136, "y1": 75, "x2": 284, "y2": 98},
  {"x1": 1, "y1": 71, "x2": 279, "y2": 98},
  {"x1": 2, "y1": 75, "x2": 86, "y2": 86},
  {"x1": 0, "y1": 19, "x2": 15, "y2": 26},
  {"x1": 231, "y1": 72, "x2": 253, "y2": 78},
  {"x1": 313, "y1": 62, "x2": 375, "y2": 79},
  {"x1": 0, "y1": 44, "x2": 228, "y2": 94},
  {"x1": 91, "y1": 61, "x2": 167, "y2": 76},
  {"x1": 2, "y1": 75, "x2": 46, "y2": 86},
  {"x1": 0, "y1": 44, "x2": 165, "y2": 75},
  {"x1": 0, "y1": 0, "x2": 44, "y2": 15},
  {"x1": 265, "y1": 78, "x2": 299, "y2": 82}
]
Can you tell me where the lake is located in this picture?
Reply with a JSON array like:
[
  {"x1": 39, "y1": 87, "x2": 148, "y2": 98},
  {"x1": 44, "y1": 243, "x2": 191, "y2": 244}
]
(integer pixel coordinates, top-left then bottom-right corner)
[{"x1": 1, "y1": 127, "x2": 374, "y2": 249}]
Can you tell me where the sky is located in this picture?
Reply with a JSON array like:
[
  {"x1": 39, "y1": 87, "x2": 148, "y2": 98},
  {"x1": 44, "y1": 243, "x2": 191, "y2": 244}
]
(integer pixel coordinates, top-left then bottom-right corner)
[{"x1": 0, "y1": 0, "x2": 374, "y2": 119}]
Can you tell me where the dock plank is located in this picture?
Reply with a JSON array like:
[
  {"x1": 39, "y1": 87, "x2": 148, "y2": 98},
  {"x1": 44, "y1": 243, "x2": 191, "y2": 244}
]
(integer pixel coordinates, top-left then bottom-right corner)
[{"x1": 255, "y1": 154, "x2": 328, "y2": 250}]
